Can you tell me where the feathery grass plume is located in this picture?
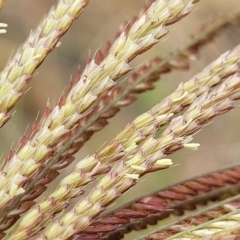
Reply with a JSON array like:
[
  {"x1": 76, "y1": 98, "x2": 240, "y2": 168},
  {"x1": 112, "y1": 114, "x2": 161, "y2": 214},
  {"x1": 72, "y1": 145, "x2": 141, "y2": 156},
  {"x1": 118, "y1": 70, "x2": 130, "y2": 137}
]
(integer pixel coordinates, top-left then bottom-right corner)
[
  {"x1": 0, "y1": 0, "x2": 91, "y2": 128},
  {"x1": 4, "y1": 40, "x2": 240, "y2": 238},
  {"x1": 1, "y1": 1, "x2": 240, "y2": 240},
  {"x1": 74, "y1": 164, "x2": 240, "y2": 240},
  {"x1": 7, "y1": 39, "x2": 240, "y2": 238},
  {"x1": 0, "y1": 0, "x2": 200, "y2": 224},
  {"x1": 142, "y1": 195, "x2": 240, "y2": 240},
  {"x1": 35, "y1": 72, "x2": 240, "y2": 239}
]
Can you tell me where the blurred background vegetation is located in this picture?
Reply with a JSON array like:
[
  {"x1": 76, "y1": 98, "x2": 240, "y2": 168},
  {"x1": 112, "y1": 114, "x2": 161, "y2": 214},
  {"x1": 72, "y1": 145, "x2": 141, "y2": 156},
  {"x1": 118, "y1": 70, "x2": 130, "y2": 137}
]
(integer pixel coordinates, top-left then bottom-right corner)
[{"x1": 0, "y1": 0, "x2": 240, "y2": 234}]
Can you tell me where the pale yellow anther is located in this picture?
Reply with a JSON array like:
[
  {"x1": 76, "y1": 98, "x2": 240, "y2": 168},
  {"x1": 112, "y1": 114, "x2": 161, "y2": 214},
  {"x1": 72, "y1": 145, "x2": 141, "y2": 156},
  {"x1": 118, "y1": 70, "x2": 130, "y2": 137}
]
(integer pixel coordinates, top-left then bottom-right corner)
[
  {"x1": 124, "y1": 173, "x2": 139, "y2": 180},
  {"x1": 155, "y1": 158, "x2": 173, "y2": 167},
  {"x1": 0, "y1": 22, "x2": 7, "y2": 34},
  {"x1": 183, "y1": 142, "x2": 200, "y2": 150},
  {"x1": 0, "y1": 23, "x2": 7, "y2": 28}
]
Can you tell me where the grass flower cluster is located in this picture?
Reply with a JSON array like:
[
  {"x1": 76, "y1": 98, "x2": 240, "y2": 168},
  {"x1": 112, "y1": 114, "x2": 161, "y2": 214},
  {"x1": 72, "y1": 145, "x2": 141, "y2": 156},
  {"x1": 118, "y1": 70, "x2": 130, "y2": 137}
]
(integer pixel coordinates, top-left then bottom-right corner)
[{"x1": 0, "y1": 0, "x2": 240, "y2": 239}]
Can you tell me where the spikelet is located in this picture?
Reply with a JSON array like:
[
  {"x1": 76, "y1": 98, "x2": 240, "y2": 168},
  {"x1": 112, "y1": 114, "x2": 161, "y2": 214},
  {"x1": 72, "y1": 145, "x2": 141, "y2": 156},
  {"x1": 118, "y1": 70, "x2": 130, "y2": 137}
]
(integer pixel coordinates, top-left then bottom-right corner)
[
  {"x1": 2, "y1": 1, "x2": 240, "y2": 240},
  {"x1": 0, "y1": 0, "x2": 91, "y2": 127}
]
